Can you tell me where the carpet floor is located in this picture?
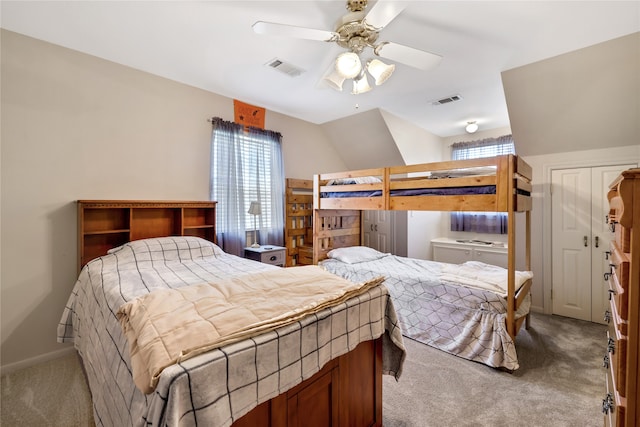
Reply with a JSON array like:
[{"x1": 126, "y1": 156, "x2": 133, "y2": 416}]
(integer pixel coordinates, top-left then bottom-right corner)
[
  {"x1": 383, "y1": 312, "x2": 607, "y2": 426},
  {"x1": 1, "y1": 312, "x2": 606, "y2": 426}
]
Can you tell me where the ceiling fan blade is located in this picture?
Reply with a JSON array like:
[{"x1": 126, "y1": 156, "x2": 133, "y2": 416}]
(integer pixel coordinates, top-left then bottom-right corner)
[
  {"x1": 375, "y1": 42, "x2": 442, "y2": 71},
  {"x1": 252, "y1": 21, "x2": 338, "y2": 42},
  {"x1": 363, "y1": 0, "x2": 408, "y2": 30}
]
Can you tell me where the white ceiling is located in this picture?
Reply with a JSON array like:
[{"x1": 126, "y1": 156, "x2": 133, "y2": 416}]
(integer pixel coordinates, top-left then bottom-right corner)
[{"x1": 2, "y1": 1, "x2": 639, "y2": 137}]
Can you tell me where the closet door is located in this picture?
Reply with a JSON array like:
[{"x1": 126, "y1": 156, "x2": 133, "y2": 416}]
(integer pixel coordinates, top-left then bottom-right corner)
[
  {"x1": 551, "y1": 168, "x2": 592, "y2": 321},
  {"x1": 551, "y1": 164, "x2": 635, "y2": 322},
  {"x1": 362, "y1": 210, "x2": 392, "y2": 253}
]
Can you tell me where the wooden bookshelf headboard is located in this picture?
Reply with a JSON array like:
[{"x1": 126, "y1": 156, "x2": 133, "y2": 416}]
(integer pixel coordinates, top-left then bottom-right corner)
[{"x1": 77, "y1": 200, "x2": 217, "y2": 272}]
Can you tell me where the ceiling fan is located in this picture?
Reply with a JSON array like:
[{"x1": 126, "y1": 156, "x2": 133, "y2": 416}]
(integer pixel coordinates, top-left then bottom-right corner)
[{"x1": 252, "y1": 0, "x2": 442, "y2": 94}]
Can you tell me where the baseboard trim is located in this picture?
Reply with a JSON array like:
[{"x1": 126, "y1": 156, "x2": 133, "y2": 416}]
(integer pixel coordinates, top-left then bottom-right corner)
[
  {"x1": 530, "y1": 305, "x2": 544, "y2": 313},
  {"x1": 1, "y1": 346, "x2": 76, "y2": 376}
]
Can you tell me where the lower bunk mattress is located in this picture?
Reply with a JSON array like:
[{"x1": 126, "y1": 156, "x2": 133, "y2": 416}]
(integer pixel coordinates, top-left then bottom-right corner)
[{"x1": 319, "y1": 246, "x2": 532, "y2": 371}]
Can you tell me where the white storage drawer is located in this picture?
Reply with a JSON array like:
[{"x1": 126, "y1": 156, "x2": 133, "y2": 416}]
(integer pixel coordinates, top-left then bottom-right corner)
[
  {"x1": 432, "y1": 245, "x2": 473, "y2": 265},
  {"x1": 431, "y1": 238, "x2": 508, "y2": 268}
]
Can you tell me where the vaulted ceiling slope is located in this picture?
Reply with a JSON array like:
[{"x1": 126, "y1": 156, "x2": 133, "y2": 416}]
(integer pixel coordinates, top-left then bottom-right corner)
[
  {"x1": 320, "y1": 108, "x2": 448, "y2": 169},
  {"x1": 502, "y1": 32, "x2": 640, "y2": 157},
  {"x1": 1, "y1": 1, "x2": 638, "y2": 138},
  {"x1": 320, "y1": 109, "x2": 404, "y2": 170}
]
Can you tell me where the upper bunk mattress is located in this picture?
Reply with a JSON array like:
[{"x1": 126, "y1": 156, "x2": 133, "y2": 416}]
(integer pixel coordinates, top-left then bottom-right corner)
[{"x1": 321, "y1": 185, "x2": 496, "y2": 198}]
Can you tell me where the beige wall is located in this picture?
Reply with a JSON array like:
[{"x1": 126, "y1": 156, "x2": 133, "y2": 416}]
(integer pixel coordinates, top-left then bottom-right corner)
[
  {"x1": 0, "y1": 30, "x2": 346, "y2": 370},
  {"x1": 502, "y1": 32, "x2": 639, "y2": 156}
]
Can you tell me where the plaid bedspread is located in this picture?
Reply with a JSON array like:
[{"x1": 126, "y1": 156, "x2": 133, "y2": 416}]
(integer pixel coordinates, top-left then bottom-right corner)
[
  {"x1": 57, "y1": 237, "x2": 405, "y2": 427},
  {"x1": 321, "y1": 254, "x2": 531, "y2": 370}
]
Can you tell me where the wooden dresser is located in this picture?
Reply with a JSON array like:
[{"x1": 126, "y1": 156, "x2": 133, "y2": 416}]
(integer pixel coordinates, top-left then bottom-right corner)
[{"x1": 604, "y1": 168, "x2": 639, "y2": 426}]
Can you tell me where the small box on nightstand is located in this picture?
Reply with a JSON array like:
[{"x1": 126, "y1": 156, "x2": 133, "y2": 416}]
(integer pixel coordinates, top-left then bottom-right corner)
[{"x1": 244, "y1": 245, "x2": 286, "y2": 267}]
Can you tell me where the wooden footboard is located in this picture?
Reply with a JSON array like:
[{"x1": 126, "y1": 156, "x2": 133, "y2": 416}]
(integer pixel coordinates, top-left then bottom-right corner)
[{"x1": 233, "y1": 337, "x2": 383, "y2": 427}]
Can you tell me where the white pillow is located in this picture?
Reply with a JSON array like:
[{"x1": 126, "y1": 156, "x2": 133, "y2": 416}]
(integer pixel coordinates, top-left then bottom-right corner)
[
  {"x1": 327, "y1": 176, "x2": 382, "y2": 185},
  {"x1": 327, "y1": 246, "x2": 388, "y2": 264},
  {"x1": 108, "y1": 236, "x2": 224, "y2": 258}
]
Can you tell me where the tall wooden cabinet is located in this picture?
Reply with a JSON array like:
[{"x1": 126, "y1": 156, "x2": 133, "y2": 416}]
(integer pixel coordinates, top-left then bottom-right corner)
[
  {"x1": 77, "y1": 200, "x2": 217, "y2": 271},
  {"x1": 284, "y1": 179, "x2": 314, "y2": 266},
  {"x1": 603, "y1": 169, "x2": 639, "y2": 426}
]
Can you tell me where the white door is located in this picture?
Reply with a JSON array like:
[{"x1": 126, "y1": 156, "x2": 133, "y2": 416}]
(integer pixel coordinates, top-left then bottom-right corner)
[
  {"x1": 551, "y1": 168, "x2": 592, "y2": 321},
  {"x1": 362, "y1": 210, "x2": 392, "y2": 253},
  {"x1": 551, "y1": 164, "x2": 635, "y2": 322}
]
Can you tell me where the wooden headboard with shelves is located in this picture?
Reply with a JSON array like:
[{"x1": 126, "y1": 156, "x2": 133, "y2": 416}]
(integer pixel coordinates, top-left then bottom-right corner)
[{"x1": 77, "y1": 200, "x2": 217, "y2": 272}]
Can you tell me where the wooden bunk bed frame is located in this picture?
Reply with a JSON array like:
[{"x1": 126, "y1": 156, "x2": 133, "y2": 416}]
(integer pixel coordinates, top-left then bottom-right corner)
[{"x1": 311, "y1": 154, "x2": 533, "y2": 340}]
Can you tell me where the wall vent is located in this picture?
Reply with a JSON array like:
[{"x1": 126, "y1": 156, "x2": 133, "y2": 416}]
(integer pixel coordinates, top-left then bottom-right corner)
[
  {"x1": 265, "y1": 58, "x2": 305, "y2": 77},
  {"x1": 431, "y1": 94, "x2": 463, "y2": 106}
]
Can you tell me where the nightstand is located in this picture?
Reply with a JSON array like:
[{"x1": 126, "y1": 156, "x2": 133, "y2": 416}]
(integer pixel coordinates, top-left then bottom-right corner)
[{"x1": 244, "y1": 245, "x2": 286, "y2": 267}]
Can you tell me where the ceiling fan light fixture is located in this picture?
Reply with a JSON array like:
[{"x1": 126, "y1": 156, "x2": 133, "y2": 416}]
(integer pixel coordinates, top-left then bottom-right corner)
[
  {"x1": 324, "y1": 70, "x2": 346, "y2": 91},
  {"x1": 352, "y1": 73, "x2": 371, "y2": 94},
  {"x1": 465, "y1": 121, "x2": 479, "y2": 134},
  {"x1": 335, "y1": 52, "x2": 362, "y2": 79},
  {"x1": 366, "y1": 59, "x2": 395, "y2": 86}
]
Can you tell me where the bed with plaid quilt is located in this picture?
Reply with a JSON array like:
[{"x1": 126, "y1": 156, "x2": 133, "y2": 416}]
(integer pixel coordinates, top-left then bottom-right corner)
[
  {"x1": 320, "y1": 247, "x2": 532, "y2": 371},
  {"x1": 57, "y1": 236, "x2": 405, "y2": 427}
]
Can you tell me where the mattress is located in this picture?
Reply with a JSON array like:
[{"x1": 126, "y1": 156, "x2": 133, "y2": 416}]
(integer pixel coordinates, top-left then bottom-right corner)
[
  {"x1": 320, "y1": 165, "x2": 530, "y2": 199},
  {"x1": 321, "y1": 185, "x2": 497, "y2": 198},
  {"x1": 57, "y1": 236, "x2": 405, "y2": 427},
  {"x1": 320, "y1": 250, "x2": 532, "y2": 370}
]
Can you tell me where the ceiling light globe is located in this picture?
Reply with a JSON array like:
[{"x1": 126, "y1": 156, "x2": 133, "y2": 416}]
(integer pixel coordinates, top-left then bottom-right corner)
[
  {"x1": 351, "y1": 74, "x2": 372, "y2": 95},
  {"x1": 367, "y1": 59, "x2": 395, "y2": 85},
  {"x1": 324, "y1": 71, "x2": 345, "y2": 91},
  {"x1": 335, "y1": 52, "x2": 362, "y2": 79},
  {"x1": 465, "y1": 121, "x2": 479, "y2": 133}
]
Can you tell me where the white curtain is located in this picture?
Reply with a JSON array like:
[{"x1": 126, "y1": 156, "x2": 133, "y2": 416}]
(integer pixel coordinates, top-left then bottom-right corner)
[
  {"x1": 209, "y1": 118, "x2": 285, "y2": 256},
  {"x1": 450, "y1": 135, "x2": 515, "y2": 160}
]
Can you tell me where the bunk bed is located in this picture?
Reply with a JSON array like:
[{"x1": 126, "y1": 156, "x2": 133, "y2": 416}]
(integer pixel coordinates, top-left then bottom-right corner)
[
  {"x1": 59, "y1": 200, "x2": 406, "y2": 427},
  {"x1": 312, "y1": 154, "x2": 533, "y2": 369}
]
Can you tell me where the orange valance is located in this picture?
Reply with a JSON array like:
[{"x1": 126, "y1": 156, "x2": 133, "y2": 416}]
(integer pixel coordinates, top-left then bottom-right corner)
[{"x1": 234, "y1": 100, "x2": 265, "y2": 129}]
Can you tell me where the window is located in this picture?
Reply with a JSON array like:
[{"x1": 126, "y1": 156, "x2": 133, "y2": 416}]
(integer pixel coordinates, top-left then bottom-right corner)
[
  {"x1": 450, "y1": 135, "x2": 515, "y2": 235},
  {"x1": 210, "y1": 118, "x2": 285, "y2": 255},
  {"x1": 451, "y1": 135, "x2": 514, "y2": 160}
]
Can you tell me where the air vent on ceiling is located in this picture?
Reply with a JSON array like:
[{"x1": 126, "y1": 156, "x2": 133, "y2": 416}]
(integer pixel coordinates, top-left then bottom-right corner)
[
  {"x1": 265, "y1": 58, "x2": 305, "y2": 77},
  {"x1": 431, "y1": 94, "x2": 463, "y2": 106}
]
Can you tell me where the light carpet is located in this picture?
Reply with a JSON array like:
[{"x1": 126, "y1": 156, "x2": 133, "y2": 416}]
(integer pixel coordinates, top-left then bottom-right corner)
[
  {"x1": 383, "y1": 312, "x2": 607, "y2": 426},
  {"x1": 1, "y1": 312, "x2": 606, "y2": 426}
]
